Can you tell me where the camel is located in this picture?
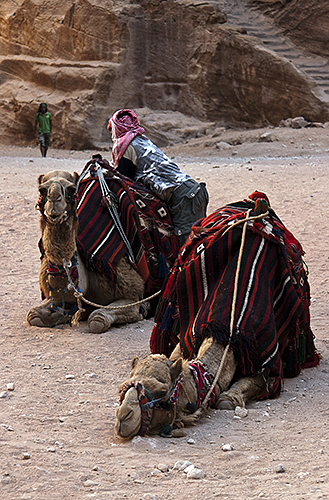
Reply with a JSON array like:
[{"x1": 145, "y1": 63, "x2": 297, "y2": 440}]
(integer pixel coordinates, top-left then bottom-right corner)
[
  {"x1": 115, "y1": 192, "x2": 319, "y2": 438},
  {"x1": 26, "y1": 162, "x2": 177, "y2": 333},
  {"x1": 115, "y1": 337, "x2": 269, "y2": 439}
]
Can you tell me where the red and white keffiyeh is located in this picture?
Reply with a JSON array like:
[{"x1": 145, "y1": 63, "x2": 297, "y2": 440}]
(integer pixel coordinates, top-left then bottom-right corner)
[{"x1": 108, "y1": 109, "x2": 145, "y2": 166}]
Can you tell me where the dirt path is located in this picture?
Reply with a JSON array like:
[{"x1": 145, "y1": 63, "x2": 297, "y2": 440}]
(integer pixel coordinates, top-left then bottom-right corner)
[{"x1": 0, "y1": 130, "x2": 328, "y2": 499}]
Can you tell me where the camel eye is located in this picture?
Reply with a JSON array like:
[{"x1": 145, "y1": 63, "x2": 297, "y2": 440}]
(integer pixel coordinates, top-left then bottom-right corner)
[
  {"x1": 39, "y1": 187, "x2": 47, "y2": 199},
  {"x1": 157, "y1": 389, "x2": 168, "y2": 398}
]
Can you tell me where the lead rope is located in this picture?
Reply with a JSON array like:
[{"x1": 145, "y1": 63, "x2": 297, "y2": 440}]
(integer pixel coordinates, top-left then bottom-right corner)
[{"x1": 194, "y1": 208, "x2": 269, "y2": 416}]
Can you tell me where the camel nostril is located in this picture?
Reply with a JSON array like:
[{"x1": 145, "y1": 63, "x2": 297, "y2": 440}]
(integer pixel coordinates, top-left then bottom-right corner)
[{"x1": 122, "y1": 410, "x2": 133, "y2": 421}]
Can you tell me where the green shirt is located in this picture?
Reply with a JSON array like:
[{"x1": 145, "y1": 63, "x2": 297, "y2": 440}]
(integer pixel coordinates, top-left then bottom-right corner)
[{"x1": 36, "y1": 112, "x2": 52, "y2": 134}]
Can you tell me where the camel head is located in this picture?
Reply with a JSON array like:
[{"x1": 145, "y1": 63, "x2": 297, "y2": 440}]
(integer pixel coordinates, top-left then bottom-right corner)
[
  {"x1": 115, "y1": 354, "x2": 182, "y2": 439},
  {"x1": 37, "y1": 170, "x2": 79, "y2": 224}
]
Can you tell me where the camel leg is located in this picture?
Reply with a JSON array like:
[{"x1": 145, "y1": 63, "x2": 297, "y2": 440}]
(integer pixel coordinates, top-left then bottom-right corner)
[
  {"x1": 88, "y1": 299, "x2": 143, "y2": 334},
  {"x1": 216, "y1": 371, "x2": 269, "y2": 410},
  {"x1": 27, "y1": 300, "x2": 72, "y2": 327}
]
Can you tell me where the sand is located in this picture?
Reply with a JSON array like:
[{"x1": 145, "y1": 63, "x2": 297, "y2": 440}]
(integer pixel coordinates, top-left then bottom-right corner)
[{"x1": 0, "y1": 126, "x2": 328, "y2": 499}]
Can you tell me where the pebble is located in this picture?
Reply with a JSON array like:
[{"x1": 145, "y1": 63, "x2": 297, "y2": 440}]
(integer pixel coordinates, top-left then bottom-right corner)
[
  {"x1": 89, "y1": 373, "x2": 97, "y2": 379},
  {"x1": 177, "y1": 460, "x2": 192, "y2": 471},
  {"x1": 65, "y1": 374, "x2": 75, "y2": 380},
  {"x1": 235, "y1": 406, "x2": 248, "y2": 418},
  {"x1": 47, "y1": 447, "x2": 56, "y2": 453},
  {"x1": 151, "y1": 469, "x2": 162, "y2": 476},
  {"x1": 1, "y1": 424, "x2": 14, "y2": 431},
  {"x1": 173, "y1": 460, "x2": 185, "y2": 470},
  {"x1": 59, "y1": 417, "x2": 66, "y2": 423},
  {"x1": 83, "y1": 479, "x2": 98, "y2": 487},
  {"x1": 187, "y1": 438, "x2": 195, "y2": 445},
  {"x1": 92, "y1": 465, "x2": 102, "y2": 471},
  {"x1": 21, "y1": 452, "x2": 30, "y2": 460},
  {"x1": 133, "y1": 478, "x2": 144, "y2": 484},
  {"x1": 184, "y1": 464, "x2": 195, "y2": 474},
  {"x1": 0, "y1": 391, "x2": 8, "y2": 399},
  {"x1": 157, "y1": 464, "x2": 169, "y2": 472},
  {"x1": 143, "y1": 495, "x2": 157, "y2": 500},
  {"x1": 275, "y1": 464, "x2": 286, "y2": 473},
  {"x1": 187, "y1": 468, "x2": 206, "y2": 480},
  {"x1": 6, "y1": 383, "x2": 15, "y2": 391},
  {"x1": 222, "y1": 444, "x2": 233, "y2": 452}
]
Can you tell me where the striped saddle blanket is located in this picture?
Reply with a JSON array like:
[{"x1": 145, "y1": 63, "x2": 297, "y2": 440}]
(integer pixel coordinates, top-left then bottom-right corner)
[
  {"x1": 77, "y1": 159, "x2": 179, "y2": 293},
  {"x1": 150, "y1": 191, "x2": 319, "y2": 398}
]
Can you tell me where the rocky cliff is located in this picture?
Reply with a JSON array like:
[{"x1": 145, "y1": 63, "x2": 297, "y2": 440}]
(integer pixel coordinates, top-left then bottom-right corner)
[
  {"x1": 251, "y1": 0, "x2": 329, "y2": 57},
  {"x1": 0, "y1": 0, "x2": 328, "y2": 149}
]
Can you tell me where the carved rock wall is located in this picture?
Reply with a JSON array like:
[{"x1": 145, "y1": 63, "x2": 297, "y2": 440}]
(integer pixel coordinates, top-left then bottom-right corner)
[
  {"x1": 0, "y1": 0, "x2": 328, "y2": 149},
  {"x1": 251, "y1": 0, "x2": 329, "y2": 57}
]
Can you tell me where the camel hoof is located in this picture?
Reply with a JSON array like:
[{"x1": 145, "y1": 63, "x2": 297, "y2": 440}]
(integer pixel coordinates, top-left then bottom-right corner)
[
  {"x1": 27, "y1": 316, "x2": 46, "y2": 327},
  {"x1": 171, "y1": 429, "x2": 187, "y2": 438},
  {"x1": 217, "y1": 399, "x2": 235, "y2": 410},
  {"x1": 88, "y1": 311, "x2": 113, "y2": 333}
]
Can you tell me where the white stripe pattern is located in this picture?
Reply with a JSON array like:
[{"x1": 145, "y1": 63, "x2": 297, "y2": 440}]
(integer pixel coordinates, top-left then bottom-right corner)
[
  {"x1": 236, "y1": 237, "x2": 265, "y2": 329},
  {"x1": 91, "y1": 225, "x2": 115, "y2": 259},
  {"x1": 273, "y1": 276, "x2": 291, "y2": 308},
  {"x1": 77, "y1": 180, "x2": 95, "y2": 210}
]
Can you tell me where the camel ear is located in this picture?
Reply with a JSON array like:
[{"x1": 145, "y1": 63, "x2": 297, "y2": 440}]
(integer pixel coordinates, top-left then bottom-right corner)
[
  {"x1": 170, "y1": 358, "x2": 182, "y2": 382},
  {"x1": 38, "y1": 174, "x2": 45, "y2": 185},
  {"x1": 131, "y1": 356, "x2": 139, "y2": 369},
  {"x1": 72, "y1": 172, "x2": 79, "y2": 185}
]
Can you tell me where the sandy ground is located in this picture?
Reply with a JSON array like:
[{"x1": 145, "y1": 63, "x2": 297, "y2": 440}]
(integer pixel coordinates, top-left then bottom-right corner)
[{"x1": 0, "y1": 126, "x2": 328, "y2": 500}]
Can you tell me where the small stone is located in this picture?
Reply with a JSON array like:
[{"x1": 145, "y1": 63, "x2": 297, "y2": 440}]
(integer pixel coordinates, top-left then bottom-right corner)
[
  {"x1": 143, "y1": 495, "x2": 157, "y2": 500},
  {"x1": 173, "y1": 460, "x2": 185, "y2": 470},
  {"x1": 89, "y1": 373, "x2": 97, "y2": 379},
  {"x1": 187, "y1": 468, "x2": 206, "y2": 480},
  {"x1": 184, "y1": 465, "x2": 195, "y2": 474},
  {"x1": 275, "y1": 464, "x2": 286, "y2": 473},
  {"x1": 65, "y1": 374, "x2": 75, "y2": 379},
  {"x1": 47, "y1": 447, "x2": 56, "y2": 453},
  {"x1": 6, "y1": 383, "x2": 15, "y2": 391},
  {"x1": 21, "y1": 452, "x2": 30, "y2": 460},
  {"x1": 216, "y1": 141, "x2": 231, "y2": 150},
  {"x1": 59, "y1": 417, "x2": 66, "y2": 423},
  {"x1": 83, "y1": 479, "x2": 98, "y2": 487},
  {"x1": 187, "y1": 438, "x2": 195, "y2": 445},
  {"x1": 151, "y1": 469, "x2": 161, "y2": 476},
  {"x1": 235, "y1": 406, "x2": 248, "y2": 418},
  {"x1": 178, "y1": 460, "x2": 192, "y2": 471},
  {"x1": 258, "y1": 493, "x2": 265, "y2": 498},
  {"x1": 133, "y1": 478, "x2": 144, "y2": 484},
  {"x1": 222, "y1": 444, "x2": 233, "y2": 452},
  {"x1": 157, "y1": 464, "x2": 169, "y2": 472},
  {"x1": 92, "y1": 465, "x2": 102, "y2": 471},
  {"x1": 0, "y1": 391, "x2": 9, "y2": 399}
]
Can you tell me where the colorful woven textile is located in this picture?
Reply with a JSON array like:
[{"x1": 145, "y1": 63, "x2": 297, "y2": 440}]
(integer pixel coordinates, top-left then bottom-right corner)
[
  {"x1": 119, "y1": 382, "x2": 151, "y2": 436},
  {"x1": 150, "y1": 192, "x2": 319, "y2": 398},
  {"x1": 108, "y1": 109, "x2": 145, "y2": 166},
  {"x1": 189, "y1": 361, "x2": 218, "y2": 408},
  {"x1": 77, "y1": 159, "x2": 179, "y2": 292}
]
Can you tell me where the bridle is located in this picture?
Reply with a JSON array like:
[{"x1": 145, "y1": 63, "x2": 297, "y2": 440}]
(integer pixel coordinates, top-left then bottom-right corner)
[
  {"x1": 118, "y1": 359, "x2": 219, "y2": 437},
  {"x1": 35, "y1": 180, "x2": 78, "y2": 225}
]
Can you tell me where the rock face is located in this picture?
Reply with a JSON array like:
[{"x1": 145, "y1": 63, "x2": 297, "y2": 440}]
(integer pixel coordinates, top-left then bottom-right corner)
[
  {"x1": 0, "y1": 0, "x2": 328, "y2": 149},
  {"x1": 251, "y1": 0, "x2": 329, "y2": 57}
]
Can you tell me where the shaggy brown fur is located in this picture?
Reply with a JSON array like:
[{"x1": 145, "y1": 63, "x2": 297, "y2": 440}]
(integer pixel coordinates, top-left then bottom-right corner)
[{"x1": 27, "y1": 170, "x2": 145, "y2": 333}]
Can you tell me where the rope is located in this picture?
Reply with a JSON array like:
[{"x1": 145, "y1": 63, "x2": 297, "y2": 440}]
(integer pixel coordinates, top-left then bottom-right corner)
[
  {"x1": 75, "y1": 289, "x2": 161, "y2": 310},
  {"x1": 195, "y1": 208, "x2": 254, "y2": 414}
]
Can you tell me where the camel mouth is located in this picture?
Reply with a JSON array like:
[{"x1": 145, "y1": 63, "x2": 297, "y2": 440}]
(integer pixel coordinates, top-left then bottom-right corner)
[
  {"x1": 115, "y1": 412, "x2": 142, "y2": 439},
  {"x1": 45, "y1": 211, "x2": 68, "y2": 223}
]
